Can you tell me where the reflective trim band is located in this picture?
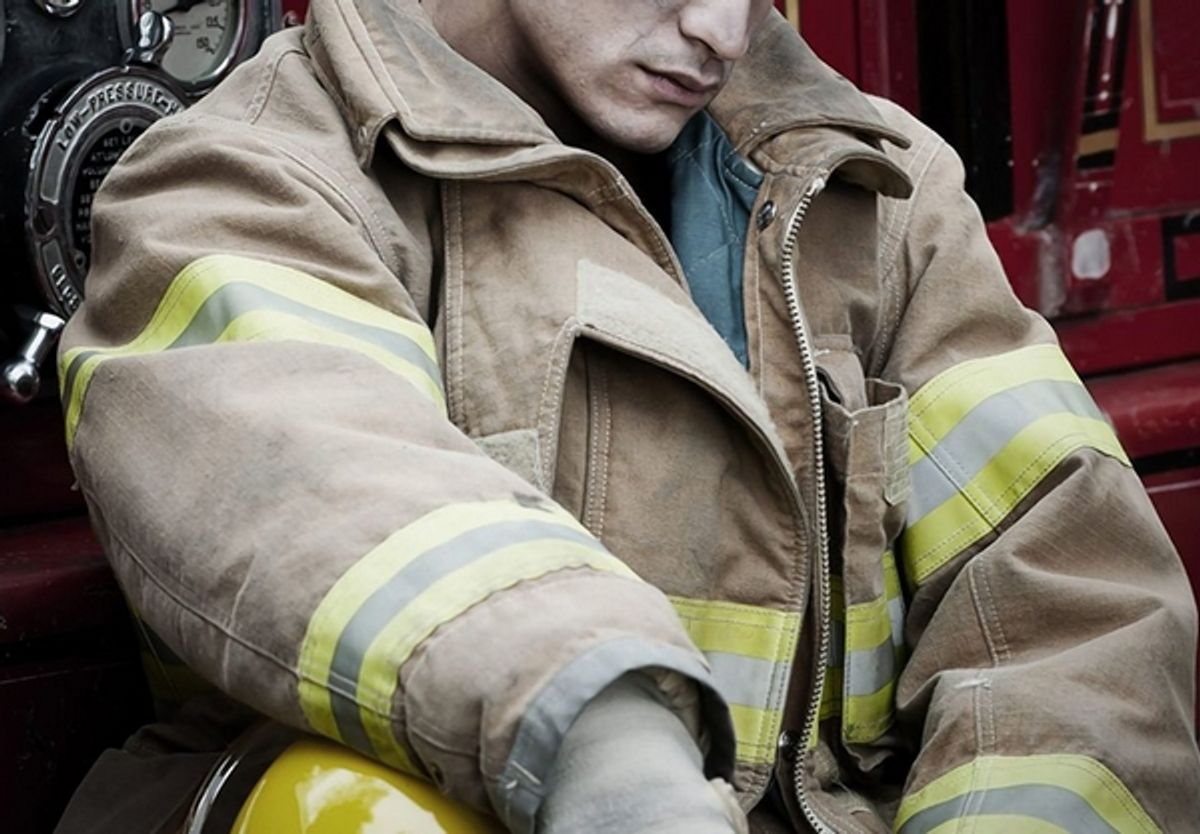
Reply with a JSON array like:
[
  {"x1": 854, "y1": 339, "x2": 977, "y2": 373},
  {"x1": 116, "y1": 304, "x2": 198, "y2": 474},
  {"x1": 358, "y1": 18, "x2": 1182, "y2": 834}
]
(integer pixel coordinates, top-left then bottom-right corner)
[
  {"x1": 820, "y1": 665, "x2": 843, "y2": 720},
  {"x1": 61, "y1": 254, "x2": 444, "y2": 447},
  {"x1": 895, "y1": 755, "x2": 1161, "y2": 834},
  {"x1": 728, "y1": 703, "x2": 783, "y2": 765},
  {"x1": 496, "y1": 638, "x2": 721, "y2": 834},
  {"x1": 907, "y1": 344, "x2": 1083, "y2": 465},
  {"x1": 706, "y1": 653, "x2": 781, "y2": 707},
  {"x1": 669, "y1": 598, "x2": 800, "y2": 662},
  {"x1": 902, "y1": 346, "x2": 1130, "y2": 586},
  {"x1": 846, "y1": 634, "x2": 895, "y2": 696},
  {"x1": 907, "y1": 380, "x2": 1105, "y2": 520},
  {"x1": 298, "y1": 500, "x2": 636, "y2": 772},
  {"x1": 842, "y1": 552, "x2": 906, "y2": 743},
  {"x1": 669, "y1": 597, "x2": 800, "y2": 765}
]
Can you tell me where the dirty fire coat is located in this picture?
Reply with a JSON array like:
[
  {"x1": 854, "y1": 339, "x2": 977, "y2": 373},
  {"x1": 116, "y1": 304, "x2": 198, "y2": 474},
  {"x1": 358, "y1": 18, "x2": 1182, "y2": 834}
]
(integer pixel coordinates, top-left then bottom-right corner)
[{"x1": 58, "y1": 0, "x2": 1200, "y2": 831}]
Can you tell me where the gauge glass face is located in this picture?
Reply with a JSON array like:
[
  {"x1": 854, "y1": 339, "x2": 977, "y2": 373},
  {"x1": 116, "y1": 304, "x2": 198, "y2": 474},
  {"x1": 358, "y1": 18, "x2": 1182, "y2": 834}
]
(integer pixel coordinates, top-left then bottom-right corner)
[{"x1": 147, "y1": 0, "x2": 241, "y2": 87}]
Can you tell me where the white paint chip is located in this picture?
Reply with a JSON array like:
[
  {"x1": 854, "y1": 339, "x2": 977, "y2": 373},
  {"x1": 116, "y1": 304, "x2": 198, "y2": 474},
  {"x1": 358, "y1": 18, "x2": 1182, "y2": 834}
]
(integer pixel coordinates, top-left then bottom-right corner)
[{"x1": 1072, "y1": 229, "x2": 1111, "y2": 280}]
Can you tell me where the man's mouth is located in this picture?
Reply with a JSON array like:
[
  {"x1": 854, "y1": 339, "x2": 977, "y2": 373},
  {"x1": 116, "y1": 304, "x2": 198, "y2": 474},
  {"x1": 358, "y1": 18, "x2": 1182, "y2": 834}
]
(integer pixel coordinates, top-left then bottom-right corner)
[{"x1": 640, "y1": 66, "x2": 720, "y2": 108}]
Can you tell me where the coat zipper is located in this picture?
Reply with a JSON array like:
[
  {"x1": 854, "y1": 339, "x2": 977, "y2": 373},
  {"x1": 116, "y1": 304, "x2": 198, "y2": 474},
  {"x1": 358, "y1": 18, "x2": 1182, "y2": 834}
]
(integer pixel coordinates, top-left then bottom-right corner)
[{"x1": 777, "y1": 174, "x2": 834, "y2": 834}]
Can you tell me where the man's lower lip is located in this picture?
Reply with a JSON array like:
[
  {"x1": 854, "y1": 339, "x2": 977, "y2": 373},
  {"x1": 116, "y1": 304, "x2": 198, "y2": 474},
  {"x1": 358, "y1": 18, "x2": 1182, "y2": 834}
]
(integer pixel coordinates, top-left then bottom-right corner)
[{"x1": 643, "y1": 70, "x2": 712, "y2": 108}]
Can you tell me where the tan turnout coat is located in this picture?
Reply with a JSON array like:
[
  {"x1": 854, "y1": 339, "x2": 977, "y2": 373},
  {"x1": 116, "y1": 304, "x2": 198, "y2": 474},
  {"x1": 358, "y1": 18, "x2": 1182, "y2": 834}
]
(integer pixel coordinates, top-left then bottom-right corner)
[{"x1": 59, "y1": 0, "x2": 1200, "y2": 831}]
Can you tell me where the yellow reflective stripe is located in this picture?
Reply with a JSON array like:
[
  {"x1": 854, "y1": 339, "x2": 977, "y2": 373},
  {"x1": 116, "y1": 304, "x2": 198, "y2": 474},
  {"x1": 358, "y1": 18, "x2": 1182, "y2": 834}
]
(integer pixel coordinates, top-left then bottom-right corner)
[
  {"x1": 61, "y1": 254, "x2": 442, "y2": 447},
  {"x1": 883, "y1": 550, "x2": 902, "y2": 601},
  {"x1": 902, "y1": 413, "x2": 1127, "y2": 586},
  {"x1": 820, "y1": 665, "x2": 843, "y2": 720},
  {"x1": 927, "y1": 818, "x2": 1068, "y2": 834},
  {"x1": 358, "y1": 537, "x2": 632, "y2": 769},
  {"x1": 843, "y1": 596, "x2": 896, "y2": 742},
  {"x1": 894, "y1": 755, "x2": 1161, "y2": 834},
  {"x1": 907, "y1": 345, "x2": 1081, "y2": 466},
  {"x1": 844, "y1": 682, "x2": 895, "y2": 743},
  {"x1": 728, "y1": 704, "x2": 780, "y2": 765},
  {"x1": 669, "y1": 598, "x2": 799, "y2": 768},
  {"x1": 298, "y1": 500, "x2": 633, "y2": 773},
  {"x1": 845, "y1": 596, "x2": 892, "y2": 652},
  {"x1": 669, "y1": 598, "x2": 800, "y2": 663}
]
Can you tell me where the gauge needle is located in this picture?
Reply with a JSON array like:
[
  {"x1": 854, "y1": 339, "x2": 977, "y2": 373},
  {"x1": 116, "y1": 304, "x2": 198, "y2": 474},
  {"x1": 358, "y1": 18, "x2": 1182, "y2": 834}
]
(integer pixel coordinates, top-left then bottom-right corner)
[{"x1": 155, "y1": 0, "x2": 207, "y2": 15}]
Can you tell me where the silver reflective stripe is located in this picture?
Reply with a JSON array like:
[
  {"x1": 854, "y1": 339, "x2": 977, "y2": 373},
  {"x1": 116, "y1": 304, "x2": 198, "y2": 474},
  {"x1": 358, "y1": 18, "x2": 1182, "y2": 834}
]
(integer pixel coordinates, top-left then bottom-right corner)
[
  {"x1": 898, "y1": 784, "x2": 1121, "y2": 834},
  {"x1": 495, "y1": 638, "x2": 720, "y2": 834},
  {"x1": 327, "y1": 519, "x2": 607, "y2": 755},
  {"x1": 61, "y1": 282, "x2": 442, "y2": 404},
  {"x1": 705, "y1": 652, "x2": 786, "y2": 708},
  {"x1": 908, "y1": 380, "x2": 1104, "y2": 522},
  {"x1": 888, "y1": 596, "x2": 905, "y2": 648},
  {"x1": 846, "y1": 637, "x2": 896, "y2": 698},
  {"x1": 171, "y1": 281, "x2": 440, "y2": 379}
]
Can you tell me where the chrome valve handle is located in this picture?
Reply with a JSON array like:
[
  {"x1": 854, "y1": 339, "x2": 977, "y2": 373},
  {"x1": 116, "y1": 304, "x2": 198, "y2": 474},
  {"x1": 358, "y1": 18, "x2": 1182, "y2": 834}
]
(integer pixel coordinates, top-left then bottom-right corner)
[
  {"x1": 128, "y1": 10, "x2": 174, "y2": 66},
  {"x1": 2, "y1": 311, "x2": 65, "y2": 405}
]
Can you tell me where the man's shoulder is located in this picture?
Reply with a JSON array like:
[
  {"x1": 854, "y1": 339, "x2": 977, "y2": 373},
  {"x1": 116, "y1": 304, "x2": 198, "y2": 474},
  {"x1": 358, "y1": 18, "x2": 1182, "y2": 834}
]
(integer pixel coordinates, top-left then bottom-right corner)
[
  {"x1": 860, "y1": 94, "x2": 951, "y2": 192},
  {"x1": 177, "y1": 28, "x2": 349, "y2": 150}
]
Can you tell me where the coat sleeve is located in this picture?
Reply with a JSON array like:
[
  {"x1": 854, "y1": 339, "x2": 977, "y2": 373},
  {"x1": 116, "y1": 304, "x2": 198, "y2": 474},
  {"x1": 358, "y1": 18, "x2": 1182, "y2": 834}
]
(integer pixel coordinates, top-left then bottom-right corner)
[
  {"x1": 59, "y1": 114, "x2": 734, "y2": 833},
  {"x1": 880, "y1": 138, "x2": 1200, "y2": 832}
]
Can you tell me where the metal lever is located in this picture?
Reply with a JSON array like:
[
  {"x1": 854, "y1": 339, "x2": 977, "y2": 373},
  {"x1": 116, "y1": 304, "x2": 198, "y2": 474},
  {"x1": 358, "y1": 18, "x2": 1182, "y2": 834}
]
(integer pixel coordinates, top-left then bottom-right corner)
[
  {"x1": 127, "y1": 10, "x2": 174, "y2": 66},
  {"x1": 2, "y1": 311, "x2": 66, "y2": 405}
]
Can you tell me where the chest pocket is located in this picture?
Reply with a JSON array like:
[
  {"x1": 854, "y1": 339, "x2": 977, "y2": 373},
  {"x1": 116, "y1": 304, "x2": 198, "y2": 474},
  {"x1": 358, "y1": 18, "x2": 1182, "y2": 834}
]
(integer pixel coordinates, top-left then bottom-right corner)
[{"x1": 818, "y1": 349, "x2": 910, "y2": 752}]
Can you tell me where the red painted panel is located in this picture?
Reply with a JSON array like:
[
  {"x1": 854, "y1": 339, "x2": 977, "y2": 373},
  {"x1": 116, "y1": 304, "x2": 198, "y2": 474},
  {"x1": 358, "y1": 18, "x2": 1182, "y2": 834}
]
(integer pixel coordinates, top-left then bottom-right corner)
[
  {"x1": 1087, "y1": 359, "x2": 1200, "y2": 460},
  {"x1": 1108, "y1": 3, "x2": 1200, "y2": 212},
  {"x1": 1173, "y1": 232, "x2": 1200, "y2": 286},
  {"x1": 1059, "y1": 214, "x2": 1167, "y2": 315},
  {"x1": 795, "y1": 0, "x2": 860, "y2": 84},
  {"x1": 0, "y1": 399, "x2": 83, "y2": 524},
  {"x1": 0, "y1": 518, "x2": 116, "y2": 644},
  {"x1": 1056, "y1": 298, "x2": 1200, "y2": 375},
  {"x1": 1144, "y1": 0, "x2": 1200, "y2": 123},
  {"x1": 855, "y1": 0, "x2": 919, "y2": 113},
  {"x1": 1005, "y1": 0, "x2": 1087, "y2": 221},
  {"x1": 987, "y1": 219, "x2": 1046, "y2": 311}
]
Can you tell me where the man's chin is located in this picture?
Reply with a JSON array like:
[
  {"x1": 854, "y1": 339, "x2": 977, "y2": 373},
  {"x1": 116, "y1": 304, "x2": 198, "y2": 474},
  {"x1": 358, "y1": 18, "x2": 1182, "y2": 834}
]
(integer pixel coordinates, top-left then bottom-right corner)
[{"x1": 593, "y1": 113, "x2": 696, "y2": 155}]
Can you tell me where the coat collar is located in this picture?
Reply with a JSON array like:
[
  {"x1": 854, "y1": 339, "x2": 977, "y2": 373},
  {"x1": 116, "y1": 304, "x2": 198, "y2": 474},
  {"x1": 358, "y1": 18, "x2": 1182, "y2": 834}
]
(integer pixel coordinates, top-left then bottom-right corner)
[{"x1": 304, "y1": 0, "x2": 911, "y2": 195}]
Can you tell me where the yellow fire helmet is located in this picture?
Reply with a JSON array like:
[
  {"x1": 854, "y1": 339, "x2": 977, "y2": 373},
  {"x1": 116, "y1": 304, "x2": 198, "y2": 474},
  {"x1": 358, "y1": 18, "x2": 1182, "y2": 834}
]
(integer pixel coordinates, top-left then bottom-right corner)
[
  {"x1": 234, "y1": 737, "x2": 504, "y2": 834},
  {"x1": 184, "y1": 723, "x2": 504, "y2": 834}
]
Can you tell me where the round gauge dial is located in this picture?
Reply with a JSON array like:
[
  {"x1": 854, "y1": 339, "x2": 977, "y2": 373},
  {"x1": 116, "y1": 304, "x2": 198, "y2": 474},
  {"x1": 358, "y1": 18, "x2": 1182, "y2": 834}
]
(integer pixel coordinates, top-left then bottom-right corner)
[{"x1": 144, "y1": 0, "x2": 244, "y2": 90}]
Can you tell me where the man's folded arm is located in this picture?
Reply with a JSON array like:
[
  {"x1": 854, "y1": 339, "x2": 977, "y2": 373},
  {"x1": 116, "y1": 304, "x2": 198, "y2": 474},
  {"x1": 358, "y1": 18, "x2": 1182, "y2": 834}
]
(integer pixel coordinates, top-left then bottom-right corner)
[
  {"x1": 882, "y1": 135, "x2": 1200, "y2": 832},
  {"x1": 62, "y1": 116, "x2": 735, "y2": 832}
]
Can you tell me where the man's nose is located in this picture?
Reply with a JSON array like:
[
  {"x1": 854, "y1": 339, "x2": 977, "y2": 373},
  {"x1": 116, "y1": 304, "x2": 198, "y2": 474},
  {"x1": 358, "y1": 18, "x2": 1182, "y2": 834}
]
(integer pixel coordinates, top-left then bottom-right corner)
[{"x1": 678, "y1": 0, "x2": 758, "y2": 62}]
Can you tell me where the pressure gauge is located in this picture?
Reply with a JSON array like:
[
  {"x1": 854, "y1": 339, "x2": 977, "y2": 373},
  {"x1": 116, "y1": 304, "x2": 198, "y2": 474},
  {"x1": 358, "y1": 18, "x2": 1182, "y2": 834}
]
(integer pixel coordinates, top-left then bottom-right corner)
[
  {"x1": 121, "y1": 0, "x2": 277, "y2": 95},
  {"x1": 144, "y1": 0, "x2": 245, "y2": 90}
]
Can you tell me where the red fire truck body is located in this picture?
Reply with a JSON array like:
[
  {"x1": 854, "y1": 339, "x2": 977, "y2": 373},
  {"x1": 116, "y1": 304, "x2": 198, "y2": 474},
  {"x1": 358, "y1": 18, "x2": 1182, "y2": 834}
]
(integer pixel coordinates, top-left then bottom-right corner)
[{"x1": 1, "y1": 1, "x2": 1196, "y2": 830}]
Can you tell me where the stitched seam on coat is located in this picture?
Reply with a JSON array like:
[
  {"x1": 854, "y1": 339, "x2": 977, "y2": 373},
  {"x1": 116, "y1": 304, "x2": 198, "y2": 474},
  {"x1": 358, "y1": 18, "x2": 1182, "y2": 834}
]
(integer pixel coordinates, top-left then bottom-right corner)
[
  {"x1": 536, "y1": 320, "x2": 582, "y2": 489},
  {"x1": 444, "y1": 182, "x2": 468, "y2": 430},
  {"x1": 967, "y1": 567, "x2": 1003, "y2": 668},
  {"x1": 870, "y1": 134, "x2": 942, "y2": 379},
  {"x1": 166, "y1": 113, "x2": 402, "y2": 281},
  {"x1": 583, "y1": 360, "x2": 612, "y2": 539},
  {"x1": 977, "y1": 563, "x2": 1010, "y2": 664},
  {"x1": 243, "y1": 44, "x2": 295, "y2": 124}
]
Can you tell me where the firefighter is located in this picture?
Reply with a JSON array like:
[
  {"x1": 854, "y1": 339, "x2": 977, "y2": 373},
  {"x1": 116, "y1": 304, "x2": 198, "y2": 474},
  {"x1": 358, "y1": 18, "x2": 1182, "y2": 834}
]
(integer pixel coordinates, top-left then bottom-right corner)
[{"x1": 55, "y1": 0, "x2": 1200, "y2": 831}]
